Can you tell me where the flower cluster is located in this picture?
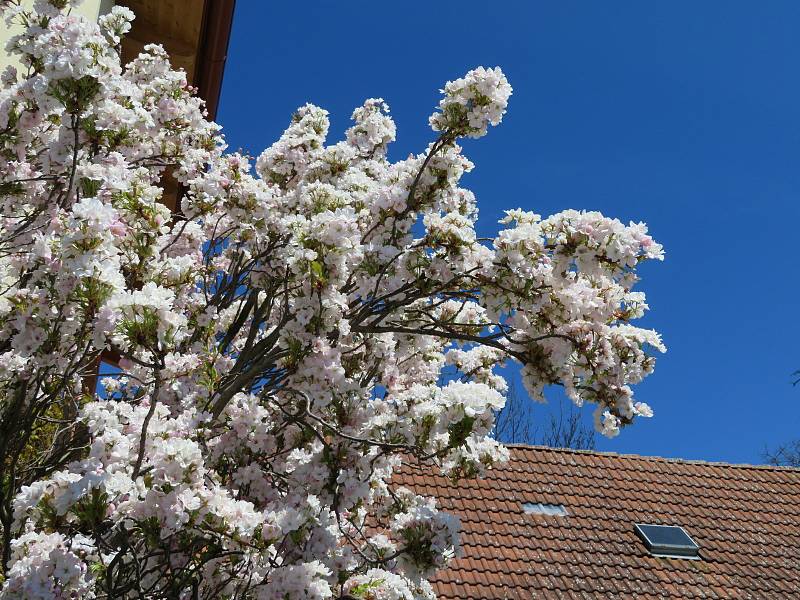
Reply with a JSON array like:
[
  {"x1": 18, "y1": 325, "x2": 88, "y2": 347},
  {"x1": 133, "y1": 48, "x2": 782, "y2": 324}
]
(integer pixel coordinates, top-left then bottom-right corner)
[
  {"x1": 2, "y1": 532, "x2": 96, "y2": 600},
  {"x1": 390, "y1": 493, "x2": 461, "y2": 579},
  {"x1": 429, "y1": 66, "x2": 512, "y2": 138},
  {"x1": 343, "y1": 569, "x2": 434, "y2": 600},
  {"x1": 0, "y1": 2, "x2": 664, "y2": 597}
]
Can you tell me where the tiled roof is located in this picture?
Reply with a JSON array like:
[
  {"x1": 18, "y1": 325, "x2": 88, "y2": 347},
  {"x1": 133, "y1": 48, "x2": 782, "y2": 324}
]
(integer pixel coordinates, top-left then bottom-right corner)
[{"x1": 395, "y1": 445, "x2": 800, "y2": 599}]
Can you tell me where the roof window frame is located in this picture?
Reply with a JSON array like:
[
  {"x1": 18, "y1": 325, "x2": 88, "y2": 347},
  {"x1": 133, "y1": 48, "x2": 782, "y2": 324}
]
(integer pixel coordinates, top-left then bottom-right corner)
[{"x1": 634, "y1": 523, "x2": 701, "y2": 560}]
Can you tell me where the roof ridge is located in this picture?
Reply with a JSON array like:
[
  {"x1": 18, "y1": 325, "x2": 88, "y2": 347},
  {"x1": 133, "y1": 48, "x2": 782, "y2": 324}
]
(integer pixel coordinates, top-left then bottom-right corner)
[{"x1": 504, "y1": 443, "x2": 800, "y2": 472}]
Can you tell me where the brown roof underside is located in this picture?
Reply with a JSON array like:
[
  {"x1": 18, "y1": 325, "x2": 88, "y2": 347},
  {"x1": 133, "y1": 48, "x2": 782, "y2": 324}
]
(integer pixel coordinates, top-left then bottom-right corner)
[
  {"x1": 118, "y1": 0, "x2": 235, "y2": 121},
  {"x1": 396, "y1": 446, "x2": 800, "y2": 599}
]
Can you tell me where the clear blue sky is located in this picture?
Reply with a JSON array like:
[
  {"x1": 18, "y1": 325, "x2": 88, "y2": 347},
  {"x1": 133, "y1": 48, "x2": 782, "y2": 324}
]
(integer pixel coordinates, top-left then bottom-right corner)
[{"x1": 217, "y1": 1, "x2": 800, "y2": 464}]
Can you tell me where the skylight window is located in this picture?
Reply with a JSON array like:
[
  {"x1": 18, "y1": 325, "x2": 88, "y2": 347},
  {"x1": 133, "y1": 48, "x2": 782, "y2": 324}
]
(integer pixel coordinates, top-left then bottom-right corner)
[
  {"x1": 634, "y1": 524, "x2": 700, "y2": 559},
  {"x1": 522, "y1": 502, "x2": 568, "y2": 516}
]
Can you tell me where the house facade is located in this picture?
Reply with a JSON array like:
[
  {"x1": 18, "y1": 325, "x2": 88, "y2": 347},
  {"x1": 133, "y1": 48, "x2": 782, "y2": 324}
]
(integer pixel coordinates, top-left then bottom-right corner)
[
  {"x1": 1, "y1": 0, "x2": 233, "y2": 125},
  {"x1": 0, "y1": 1, "x2": 114, "y2": 73}
]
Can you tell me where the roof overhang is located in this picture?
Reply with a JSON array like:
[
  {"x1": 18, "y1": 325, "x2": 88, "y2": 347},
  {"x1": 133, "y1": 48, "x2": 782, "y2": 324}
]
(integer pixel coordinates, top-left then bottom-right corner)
[{"x1": 118, "y1": 0, "x2": 235, "y2": 121}]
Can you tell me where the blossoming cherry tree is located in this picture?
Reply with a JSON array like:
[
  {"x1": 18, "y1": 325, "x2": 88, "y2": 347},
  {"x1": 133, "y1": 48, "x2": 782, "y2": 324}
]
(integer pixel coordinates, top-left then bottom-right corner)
[{"x1": 0, "y1": 2, "x2": 664, "y2": 598}]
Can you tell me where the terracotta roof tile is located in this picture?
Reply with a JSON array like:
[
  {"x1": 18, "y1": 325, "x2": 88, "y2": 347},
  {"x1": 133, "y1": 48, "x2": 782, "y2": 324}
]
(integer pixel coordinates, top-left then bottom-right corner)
[{"x1": 395, "y1": 446, "x2": 800, "y2": 598}]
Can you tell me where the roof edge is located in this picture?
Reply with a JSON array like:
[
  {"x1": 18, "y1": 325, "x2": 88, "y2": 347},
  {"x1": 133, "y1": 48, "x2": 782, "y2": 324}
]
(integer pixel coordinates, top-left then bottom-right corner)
[
  {"x1": 504, "y1": 443, "x2": 800, "y2": 472},
  {"x1": 194, "y1": 0, "x2": 236, "y2": 121}
]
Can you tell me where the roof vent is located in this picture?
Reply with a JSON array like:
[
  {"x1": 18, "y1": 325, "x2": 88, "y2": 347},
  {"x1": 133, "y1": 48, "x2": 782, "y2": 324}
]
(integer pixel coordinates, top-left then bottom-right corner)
[
  {"x1": 634, "y1": 524, "x2": 700, "y2": 559},
  {"x1": 522, "y1": 502, "x2": 568, "y2": 517}
]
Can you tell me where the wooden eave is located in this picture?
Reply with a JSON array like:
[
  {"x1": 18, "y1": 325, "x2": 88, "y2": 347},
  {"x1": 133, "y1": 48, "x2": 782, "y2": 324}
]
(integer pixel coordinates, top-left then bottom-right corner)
[
  {"x1": 117, "y1": 0, "x2": 236, "y2": 211},
  {"x1": 118, "y1": 0, "x2": 235, "y2": 120}
]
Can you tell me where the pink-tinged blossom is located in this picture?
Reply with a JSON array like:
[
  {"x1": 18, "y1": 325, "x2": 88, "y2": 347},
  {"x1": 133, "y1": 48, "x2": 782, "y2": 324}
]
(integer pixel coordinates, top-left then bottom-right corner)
[{"x1": 1, "y1": 532, "x2": 97, "y2": 600}]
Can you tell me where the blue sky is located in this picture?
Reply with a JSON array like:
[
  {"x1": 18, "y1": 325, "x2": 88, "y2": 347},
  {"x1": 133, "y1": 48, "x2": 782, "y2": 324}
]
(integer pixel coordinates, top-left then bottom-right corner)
[{"x1": 218, "y1": 1, "x2": 800, "y2": 464}]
